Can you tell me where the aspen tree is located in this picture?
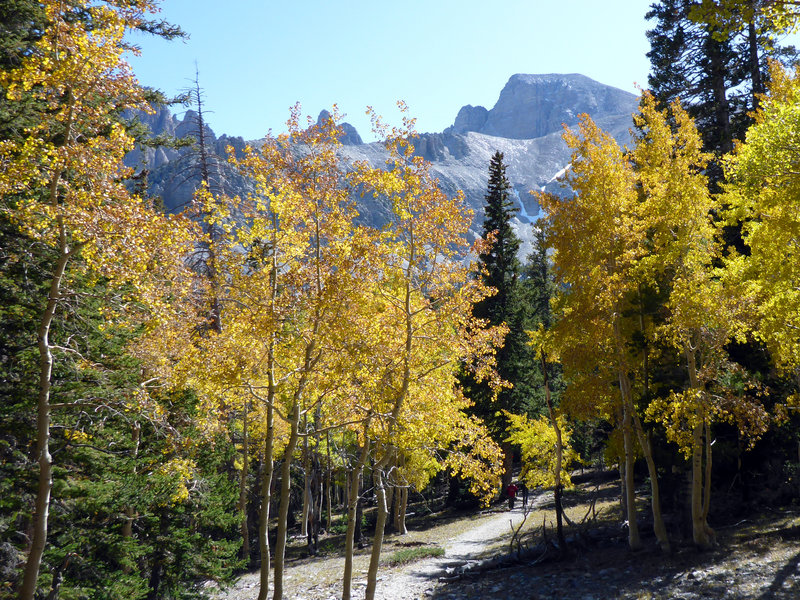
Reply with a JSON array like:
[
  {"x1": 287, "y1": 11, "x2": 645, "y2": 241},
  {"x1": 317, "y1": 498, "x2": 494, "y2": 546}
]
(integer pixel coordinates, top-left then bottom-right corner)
[
  {"x1": 354, "y1": 107, "x2": 504, "y2": 600},
  {"x1": 0, "y1": 2, "x2": 194, "y2": 598},
  {"x1": 538, "y1": 116, "x2": 648, "y2": 550},
  {"x1": 222, "y1": 108, "x2": 376, "y2": 600},
  {"x1": 723, "y1": 63, "x2": 800, "y2": 372}
]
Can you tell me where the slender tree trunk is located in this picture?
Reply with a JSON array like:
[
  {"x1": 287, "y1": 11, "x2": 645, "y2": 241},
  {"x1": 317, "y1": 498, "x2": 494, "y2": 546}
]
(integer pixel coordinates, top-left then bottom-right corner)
[
  {"x1": 362, "y1": 250, "x2": 415, "y2": 599},
  {"x1": 385, "y1": 452, "x2": 396, "y2": 533},
  {"x1": 397, "y1": 487, "x2": 408, "y2": 536},
  {"x1": 258, "y1": 235, "x2": 279, "y2": 600},
  {"x1": 257, "y1": 405, "x2": 274, "y2": 600},
  {"x1": 326, "y1": 431, "x2": 333, "y2": 533},
  {"x1": 19, "y1": 224, "x2": 71, "y2": 600},
  {"x1": 272, "y1": 405, "x2": 300, "y2": 600},
  {"x1": 342, "y1": 427, "x2": 370, "y2": 600},
  {"x1": 365, "y1": 458, "x2": 390, "y2": 600},
  {"x1": 621, "y1": 386, "x2": 641, "y2": 551},
  {"x1": 614, "y1": 318, "x2": 640, "y2": 551},
  {"x1": 307, "y1": 453, "x2": 320, "y2": 556},
  {"x1": 702, "y1": 418, "x2": 715, "y2": 545},
  {"x1": 240, "y1": 401, "x2": 251, "y2": 562},
  {"x1": 631, "y1": 417, "x2": 671, "y2": 552},
  {"x1": 19, "y1": 85, "x2": 75, "y2": 599},
  {"x1": 301, "y1": 424, "x2": 310, "y2": 538},
  {"x1": 686, "y1": 346, "x2": 713, "y2": 549},
  {"x1": 354, "y1": 487, "x2": 364, "y2": 547},
  {"x1": 541, "y1": 352, "x2": 566, "y2": 552},
  {"x1": 623, "y1": 378, "x2": 670, "y2": 552},
  {"x1": 394, "y1": 454, "x2": 408, "y2": 535},
  {"x1": 690, "y1": 417, "x2": 709, "y2": 548},
  {"x1": 633, "y1": 288, "x2": 670, "y2": 552},
  {"x1": 387, "y1": 483, "x2": 396, "y2": 534}
]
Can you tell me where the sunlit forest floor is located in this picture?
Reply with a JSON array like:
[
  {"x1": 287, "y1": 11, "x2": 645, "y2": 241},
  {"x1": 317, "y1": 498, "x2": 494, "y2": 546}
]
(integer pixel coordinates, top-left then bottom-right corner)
[{"x1": 216, "y1": 473, "x2": 800, "y2": 599}]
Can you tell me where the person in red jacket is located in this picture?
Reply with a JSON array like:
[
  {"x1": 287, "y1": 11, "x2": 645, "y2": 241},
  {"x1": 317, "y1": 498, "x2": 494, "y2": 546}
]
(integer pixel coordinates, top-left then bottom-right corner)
[{"x1": 507, "y1": 482, "x2": 518, "y2": 510}]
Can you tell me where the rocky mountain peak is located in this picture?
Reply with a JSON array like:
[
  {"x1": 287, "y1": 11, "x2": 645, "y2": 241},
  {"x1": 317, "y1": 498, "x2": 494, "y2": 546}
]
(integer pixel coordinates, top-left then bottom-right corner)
[
  {"x1": 447, "y1": 73, "x2": 638, "y2": 140},
  {"x1": 317, "y1": 110, "x2": 363, "y2": 146}
]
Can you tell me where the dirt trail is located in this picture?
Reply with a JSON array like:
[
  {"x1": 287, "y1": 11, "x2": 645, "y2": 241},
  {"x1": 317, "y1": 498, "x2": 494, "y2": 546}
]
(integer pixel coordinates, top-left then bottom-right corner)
[
  {"x1": 356, "y1": 499, "x2": 542, "y2": 600},
  {"x1": 217, "y1": 494, "x2": 548, "y2": 600}
]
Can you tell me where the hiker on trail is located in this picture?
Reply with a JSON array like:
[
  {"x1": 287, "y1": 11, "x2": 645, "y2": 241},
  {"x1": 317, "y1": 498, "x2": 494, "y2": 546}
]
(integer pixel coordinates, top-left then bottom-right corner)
[
  {"x1": 520, "y1": 481, "x2": 529, "y2": 508},
  {"x1": 507, "y1": 482, "x2": 518, "y2": 510}
]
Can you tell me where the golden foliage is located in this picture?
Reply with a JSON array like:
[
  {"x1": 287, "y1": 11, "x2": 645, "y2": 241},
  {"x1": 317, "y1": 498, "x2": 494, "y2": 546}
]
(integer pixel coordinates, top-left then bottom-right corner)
[{"x1": 504, "y1": 411, "x2": 580, "y2": 489}]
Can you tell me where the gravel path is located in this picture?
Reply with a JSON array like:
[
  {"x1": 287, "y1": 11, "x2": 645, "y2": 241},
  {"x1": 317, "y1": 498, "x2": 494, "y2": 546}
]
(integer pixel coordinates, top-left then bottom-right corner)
[
  {"x1": 213, "y1": 488, "x2": 800, "y2": 600},
  {"x1": 215, "y1": 496, "x2": 546, "y2": 600},
  {"x1": 351, "y1": 500, "x2": 538, "y2": 600}
]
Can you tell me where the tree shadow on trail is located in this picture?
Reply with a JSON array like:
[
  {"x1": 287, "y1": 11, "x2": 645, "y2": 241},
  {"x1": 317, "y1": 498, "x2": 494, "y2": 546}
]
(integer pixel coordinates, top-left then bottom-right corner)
[{"x1": 759, "y1": 545, "x2": 800, "y2": 599}]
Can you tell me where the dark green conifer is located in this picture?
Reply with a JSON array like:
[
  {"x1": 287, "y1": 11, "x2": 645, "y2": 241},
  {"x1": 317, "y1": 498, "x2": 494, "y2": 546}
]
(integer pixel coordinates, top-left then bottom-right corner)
[
  {"x1": 462, "y1": 152, "x2": 540, "y2": 492},
  {"x1": 645, "y1": 0, "x2": 797, "y2": 168},
  {"x1": 475, "y1": 151, "x2": 520, "y2": 325}
]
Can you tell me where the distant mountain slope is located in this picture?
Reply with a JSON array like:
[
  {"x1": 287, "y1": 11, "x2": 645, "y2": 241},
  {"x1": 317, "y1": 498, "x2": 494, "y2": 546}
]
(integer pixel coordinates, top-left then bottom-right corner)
[{"x1": 126, "y1": 73, "x2": 639, "y2": 255}]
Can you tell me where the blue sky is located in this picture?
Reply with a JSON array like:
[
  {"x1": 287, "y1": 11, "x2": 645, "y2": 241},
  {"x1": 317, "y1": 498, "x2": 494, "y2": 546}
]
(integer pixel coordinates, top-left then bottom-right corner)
[{"x1": 127, "y1": 1, "x2": 661, "y2": 141}]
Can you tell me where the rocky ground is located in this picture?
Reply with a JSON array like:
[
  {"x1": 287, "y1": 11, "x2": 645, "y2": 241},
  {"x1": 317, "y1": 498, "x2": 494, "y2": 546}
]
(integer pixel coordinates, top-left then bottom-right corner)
[
  {"x1": 431, "y1": 514, "x2": 800, "y2": 599},
  {"x1": 216, "y1": 475, "x2": 800, "y2": 600}
]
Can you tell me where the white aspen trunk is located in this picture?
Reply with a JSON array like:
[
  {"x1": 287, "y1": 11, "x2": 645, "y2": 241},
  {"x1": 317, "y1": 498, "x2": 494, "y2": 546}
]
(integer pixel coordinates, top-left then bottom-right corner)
[
  {"x1": 272, "y1": 405, "x2": 300, "y2": 600},
  {"x1": 239, "y1": 401, "x2": 251, "y2": 561},
  {"x1": 702, "y1": 418, "x2": 715, "y2": 545},
  {"x1": 633, "y1": 417, "x2": 671, "y2": 552},
  {"x1": 301, "y1": 429, "x2": 310, "y2": 538},
  {"x1": 613, "y1": 316, "x2": 640, "y2": 551},
  {"x1": 690, "y1": 418, "x2": 709, "y2": 548},
  {"x1": 258, "y1": 249, "x2": 278, "y2": 600},
  {"x1": 397, "y1": 487, "x2": 408, "y2": 536},
  {"x1": 342, "y1": 428, "x2": 370, "y2": 600},
  {"x1": 621, "y1": 390, "x2": 642, "y2": 551},
  {"x1": 387, "y1": 484, "x2": 396, "y2": 533},
  {"x1": 256, "y1": 405, "x2": 274, "y2": 600},
  {"x1": 365, "y1": 460, "x2": 390, "y2": 600},
  {"x1": 624, "y1": 379, "x2": 671, "y2": 552},
  {"x1": 686, "y1": 346, "x2": 712, "y2": 549},
  {"x1": 632, "y1": 287, "x2": 669, "y2": 552},
  {"x1": 326, "y1": 431, "x2": 332, "y2": 534},
  {"x1": 19, "y1": 218, "x2": 71, "y2": 600},
  {"x1": 394, "y1": 454, "x2": 408, "y2": 535}
]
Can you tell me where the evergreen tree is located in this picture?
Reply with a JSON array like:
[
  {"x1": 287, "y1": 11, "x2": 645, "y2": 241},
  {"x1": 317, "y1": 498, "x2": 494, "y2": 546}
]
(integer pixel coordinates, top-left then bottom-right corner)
[
  {"x1": 475, "y1": 152, "x2": 520, "y2": 324},
  {"x1": 646, "y1": 0, "x2": 742, "y2": 175},
  {"x1": 646, "y1": 0, "x2": 797, "y2": 170},
  {"x1": 463, "y1": 152, "x2": 538, "y2": 491},
  {"x1": 0, "y1": 0, "x2": 45, "y2": 142}
]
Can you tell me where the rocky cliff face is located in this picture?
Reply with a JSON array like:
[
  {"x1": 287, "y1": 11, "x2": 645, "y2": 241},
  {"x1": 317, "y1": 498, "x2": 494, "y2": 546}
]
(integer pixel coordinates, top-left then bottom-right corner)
[
  {"x1": 338, "y1": 74, "x2": 638, "y2": 255},
  {"x1": 124, "y1": 106, "x2": 250, "y2": 211},
  {"x1": 127, "y1": 74, "x2": 639, "y2": 254},
  {"x1": 446, "y1": 73, "x2": 638, "y2": 140}
]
